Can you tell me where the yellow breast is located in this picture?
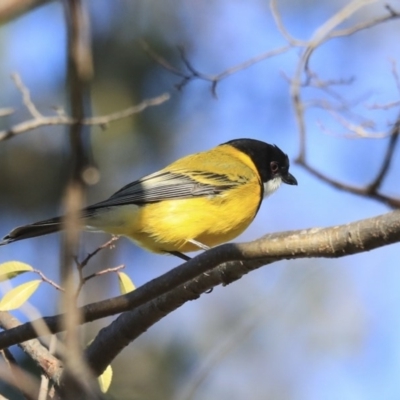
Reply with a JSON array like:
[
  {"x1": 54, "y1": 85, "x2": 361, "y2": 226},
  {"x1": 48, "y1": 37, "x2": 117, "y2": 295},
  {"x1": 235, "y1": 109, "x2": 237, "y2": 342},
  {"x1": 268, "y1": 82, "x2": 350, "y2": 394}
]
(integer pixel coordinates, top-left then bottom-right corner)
[{"x1": 87, "y1": 144, "x2": 263, "y2": 254}]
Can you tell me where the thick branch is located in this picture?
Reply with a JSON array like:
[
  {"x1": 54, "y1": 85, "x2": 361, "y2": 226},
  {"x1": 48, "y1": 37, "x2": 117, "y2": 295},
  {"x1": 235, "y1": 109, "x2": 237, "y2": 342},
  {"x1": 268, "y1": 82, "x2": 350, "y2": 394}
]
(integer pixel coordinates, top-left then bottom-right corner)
[
  {"x1": 0, "y1": 210, "x2": 399, "y2": 353},
  {"x1": 0, "y1": 312, "x2": 62, "y2": 379},
  {"x1": 84, "y1": 208, "x2": 400, "y2": 374}
]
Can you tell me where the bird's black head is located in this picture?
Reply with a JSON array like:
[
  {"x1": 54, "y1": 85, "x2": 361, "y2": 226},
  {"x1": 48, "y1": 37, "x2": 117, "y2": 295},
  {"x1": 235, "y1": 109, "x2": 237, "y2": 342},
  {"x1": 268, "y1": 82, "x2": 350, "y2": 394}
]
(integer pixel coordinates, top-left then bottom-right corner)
[{"x1": 224, "y1": 138, "x2": 298, "y2": 186}]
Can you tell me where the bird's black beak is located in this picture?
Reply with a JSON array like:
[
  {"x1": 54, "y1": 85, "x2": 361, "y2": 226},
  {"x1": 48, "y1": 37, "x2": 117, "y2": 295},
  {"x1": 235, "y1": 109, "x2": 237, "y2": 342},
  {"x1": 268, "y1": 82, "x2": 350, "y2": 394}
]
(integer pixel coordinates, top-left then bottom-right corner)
[{"x1": 282, "y1": 172, "x2": 298, "y2": 185}]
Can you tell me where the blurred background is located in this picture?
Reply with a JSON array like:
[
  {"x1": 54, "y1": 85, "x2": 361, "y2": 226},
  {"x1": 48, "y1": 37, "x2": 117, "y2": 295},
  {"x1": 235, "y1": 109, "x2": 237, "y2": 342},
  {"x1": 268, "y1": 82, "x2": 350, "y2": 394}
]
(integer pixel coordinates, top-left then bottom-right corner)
[{"x1": 0, "y1": 0, "x2": 400, "y2": 399}]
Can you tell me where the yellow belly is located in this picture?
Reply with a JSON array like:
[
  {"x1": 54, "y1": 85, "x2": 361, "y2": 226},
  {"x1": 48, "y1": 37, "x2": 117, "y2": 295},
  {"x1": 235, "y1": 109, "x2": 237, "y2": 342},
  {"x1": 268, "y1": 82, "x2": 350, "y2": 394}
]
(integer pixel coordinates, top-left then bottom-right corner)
[{"x1": 87, "y1": 183, "x2": 262, "y2": 254}]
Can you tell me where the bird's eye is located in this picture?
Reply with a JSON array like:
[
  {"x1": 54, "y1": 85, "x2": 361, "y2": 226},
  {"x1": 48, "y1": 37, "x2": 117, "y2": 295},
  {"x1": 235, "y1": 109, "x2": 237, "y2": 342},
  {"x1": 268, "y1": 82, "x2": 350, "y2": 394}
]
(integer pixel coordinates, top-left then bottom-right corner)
[{"x1": 270, "y1": 161, "x2": 279, "y2": 173}]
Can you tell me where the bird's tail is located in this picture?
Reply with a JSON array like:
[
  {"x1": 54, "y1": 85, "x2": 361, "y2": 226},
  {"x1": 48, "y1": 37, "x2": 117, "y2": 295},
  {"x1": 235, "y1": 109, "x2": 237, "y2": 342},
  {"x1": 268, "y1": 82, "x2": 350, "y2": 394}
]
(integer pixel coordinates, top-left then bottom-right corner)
[{"x1": 0, "y1": 217, "x2": 63, "y2": 246}]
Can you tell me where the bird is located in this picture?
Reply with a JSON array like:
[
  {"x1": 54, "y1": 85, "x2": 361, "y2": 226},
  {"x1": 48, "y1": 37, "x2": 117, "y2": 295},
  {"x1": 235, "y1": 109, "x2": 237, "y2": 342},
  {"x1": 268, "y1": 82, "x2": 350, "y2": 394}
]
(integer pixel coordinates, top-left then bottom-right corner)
[{"x1": 0, "y1": 138, "x2": 297, "y2": 260}]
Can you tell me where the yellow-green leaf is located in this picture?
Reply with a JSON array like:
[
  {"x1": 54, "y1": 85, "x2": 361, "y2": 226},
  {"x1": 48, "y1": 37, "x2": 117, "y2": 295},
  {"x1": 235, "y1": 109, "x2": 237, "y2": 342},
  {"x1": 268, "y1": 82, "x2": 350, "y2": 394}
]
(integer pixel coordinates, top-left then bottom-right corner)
[
  {"x1": 0, "y1": 261, "x2": 33, "y2": 282},
  {"x1": 98, "y1": 365, "x2": 113, "y2": 393},
  {"x1": 0, "y1": 280, "x2": 41, "y2": 311},
  {"x1": 117, "y1": 272, "x2": 135, "y2": 294}
]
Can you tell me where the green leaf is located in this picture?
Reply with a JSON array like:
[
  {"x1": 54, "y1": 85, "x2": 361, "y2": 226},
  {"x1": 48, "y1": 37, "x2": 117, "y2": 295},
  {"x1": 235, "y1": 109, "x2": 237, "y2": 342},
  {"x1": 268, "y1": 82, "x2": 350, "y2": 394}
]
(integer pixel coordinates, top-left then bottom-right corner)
[
  {"x1": 98, "y1": 365, "x2": 113, "y2": 393},
  {"x1": 0, "y1": 280, "x2": 41, "y2": 311},
  {"x1": 117, "y1": 272, "x2": 135, "y2": 294},
  {"x1": 0, "y1": 261, "x2": 33, "y2": 281}
]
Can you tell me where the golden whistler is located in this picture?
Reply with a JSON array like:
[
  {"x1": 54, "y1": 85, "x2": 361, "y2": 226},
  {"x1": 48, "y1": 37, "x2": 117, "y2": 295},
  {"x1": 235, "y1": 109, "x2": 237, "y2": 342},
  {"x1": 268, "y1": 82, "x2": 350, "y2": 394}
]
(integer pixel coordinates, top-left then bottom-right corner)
[{"x1": 1, "y1": 139, "x2": 297, "y2": 260}]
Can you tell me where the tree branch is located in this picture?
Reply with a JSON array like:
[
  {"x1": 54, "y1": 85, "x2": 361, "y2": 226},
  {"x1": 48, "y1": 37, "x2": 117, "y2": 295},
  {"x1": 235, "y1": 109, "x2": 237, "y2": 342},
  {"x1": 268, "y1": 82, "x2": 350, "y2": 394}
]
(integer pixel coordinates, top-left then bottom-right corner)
[
  {"x1": 297, "y1": 113, "x2": 400, "y2": 209},
  {"x1": 0, "y1": 312, "x2": 62, "y2": 380},
  {"x1": 0, "y1": 73, "x2": 170, "y2": 142},
  {"x1": 58, "y1": 0, "x2": 102, "y2": 397},
  {"x1": 83, "y1": 208, "x2": 400, "y2": 375},
  {"x1": 0, "y1": 209, "x2": 399, "y2": 353},
  {"x1": 139, "y1": 39, "x2": 291, "y2": 97}
]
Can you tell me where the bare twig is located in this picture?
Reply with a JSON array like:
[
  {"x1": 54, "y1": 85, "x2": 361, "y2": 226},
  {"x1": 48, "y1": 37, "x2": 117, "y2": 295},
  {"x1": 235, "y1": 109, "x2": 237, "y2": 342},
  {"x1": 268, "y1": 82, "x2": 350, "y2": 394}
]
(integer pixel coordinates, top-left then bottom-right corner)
[
  {"x1": 0, "y1": 93, "x2": 169, "y2": 141},
  {"x1": 298, "y1": 113, "x2": 400, "y2": 209},
  {"x1": 0, "y1": 73, "x2": 170, "y2": 142},
  {"x1": 284, "y1": 0, "x2": 399, "y2": 163},
  {"x1": 33, "y1": 269, "x2": 65, "y2": 292},
  {"x1": 11, "y1": 73, "x2": 42, "y2": 119},
  {"x1": 82, "y1": 264, "x2": 125, "y2": 283},
  {"x1": 38, "y1": 335, "x2": 56, "y2": 400},
  {"x1": 270, "y1": 0, "x2": 307, "y2": 46},
  {"x1": 367, "y1": 118, "x2": 400, "y2": 192},
  {"x1": 0, "y1": 108, "x2": 14, "y2": 117},
  {"x1": 210, "y1": 45, "x2": 291, "y2": 96},
  {"x1": 329, "y1": 4, "x2": 400, "y2": 38},
  {"x1": 74, "y1": 237, "x2": 120, "y2": 298},
  {"x1": 392, "y1": 59, "x2": 400, "y2": 94},
  {"x1": 368, "y1": 100, "x2": 400, "y2": 110},
  {"x1": 140, "y1": 39, "x2": 291, "y2": 97},
  {"x1": 317, "y1": 110, "x2": 386, "y2": 139},
  {"x1": 280, "y1": 0, "x2": 400, "y2": 207},
  {"x1": 138, "y1": 39, "x2": 186, "y2": 76},
  {"x1": 298, "y1": 161, "x2": 400, "y2": 208},
  {"x1": 75, "y1": 236, "x2": 120, "y2": 270},
  {"x1": 38, "y1": 374, "x2": 50, "y2": 400}
]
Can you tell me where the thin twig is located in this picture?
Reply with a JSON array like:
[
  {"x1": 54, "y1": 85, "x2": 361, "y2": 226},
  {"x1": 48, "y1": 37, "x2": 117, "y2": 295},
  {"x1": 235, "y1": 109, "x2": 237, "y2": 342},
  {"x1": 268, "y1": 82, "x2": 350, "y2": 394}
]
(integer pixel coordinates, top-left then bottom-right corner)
[
  {"x1": 330, "y1": 4, "x2": 400, "y2": 38},
  {"x1": 38, "y1": 373, "x2": 49, "y2": 400},
  {"x1": 0, "y1": 108, "x2": 14, "y2": 117},
  {"x1": 286, "y1": 0, "x2": 399, "y2": 163},
  {"x1": 74, "y1": 237, "x2": 120, "y2": 298},
  {"x1": 38, "y1": 335, "x2": 57, "y2": 400},
  {"x1": 367, "y1": 117, "x2": 400, "y2": 192},
  {"x1": 140, "y1": 39, "x2": 291, "y2": 97},
  {"x1": 11, "y1": 73, "x2": 42, "y2": 119},
  {"x1": 270, "y1": 0, "x2": 307, "y2": 46},
  {"x1": 138, "y1": 39, "x2": 186, "y2": 76},
  {"x1": 0, "y1": 73, "x2": 170, "y2": 142},
  {"x1": 82, "y1": 264, "x2": 125, "y2": 283},
  {"x1": 298, "y1": 113, "x2": 400, "y2": 208},
  {"x1": 76, "y1": 236, "x2": 120, "y2": 270},
  {"x1": 33, "y1": 269, "x2": 65, "y2": 292},
  {"x1": 298, "y1": 160, "x2": 400, "y2": 208},
  {"x1": 284, "y1": 0, "x2": 400, "y2": 209},
  {"x1": 368, "y1": 100, "x2": 400, "y2": 110}
]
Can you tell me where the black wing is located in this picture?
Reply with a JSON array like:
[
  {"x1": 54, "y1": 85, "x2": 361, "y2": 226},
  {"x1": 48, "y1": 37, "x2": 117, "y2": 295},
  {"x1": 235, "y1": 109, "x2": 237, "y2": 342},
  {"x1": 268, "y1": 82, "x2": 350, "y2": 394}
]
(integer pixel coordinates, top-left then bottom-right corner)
[
  {"x1": 84, "y1": 170, "x2": 241, "y2": 213},
  {"x1": 0, "y1": 170, "x2": 243, "y2": 244}
]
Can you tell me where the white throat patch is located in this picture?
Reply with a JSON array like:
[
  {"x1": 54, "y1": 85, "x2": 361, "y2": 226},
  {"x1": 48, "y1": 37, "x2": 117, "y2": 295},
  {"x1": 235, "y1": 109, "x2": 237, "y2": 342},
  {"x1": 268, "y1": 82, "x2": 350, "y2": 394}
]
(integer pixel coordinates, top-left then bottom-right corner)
[{"x1": 263, "y1": 177, "x2": 282, "y2": 198}]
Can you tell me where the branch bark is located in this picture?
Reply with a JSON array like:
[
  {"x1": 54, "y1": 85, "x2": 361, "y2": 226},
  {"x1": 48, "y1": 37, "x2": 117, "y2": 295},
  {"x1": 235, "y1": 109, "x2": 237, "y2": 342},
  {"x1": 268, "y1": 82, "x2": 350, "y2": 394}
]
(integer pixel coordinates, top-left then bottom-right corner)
[
  {"x1": 0, "y1": 312, "x2": 62, "y2": 380},
  {"x1": 83, "y1": 208, "x2": 400, "y2": 375},
  {"x1": 0, "y1": 209, "x2": 399, "y2": 356},
  {"x1": 58, "y1": 0, "x2": 102, "y2": 398}
]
